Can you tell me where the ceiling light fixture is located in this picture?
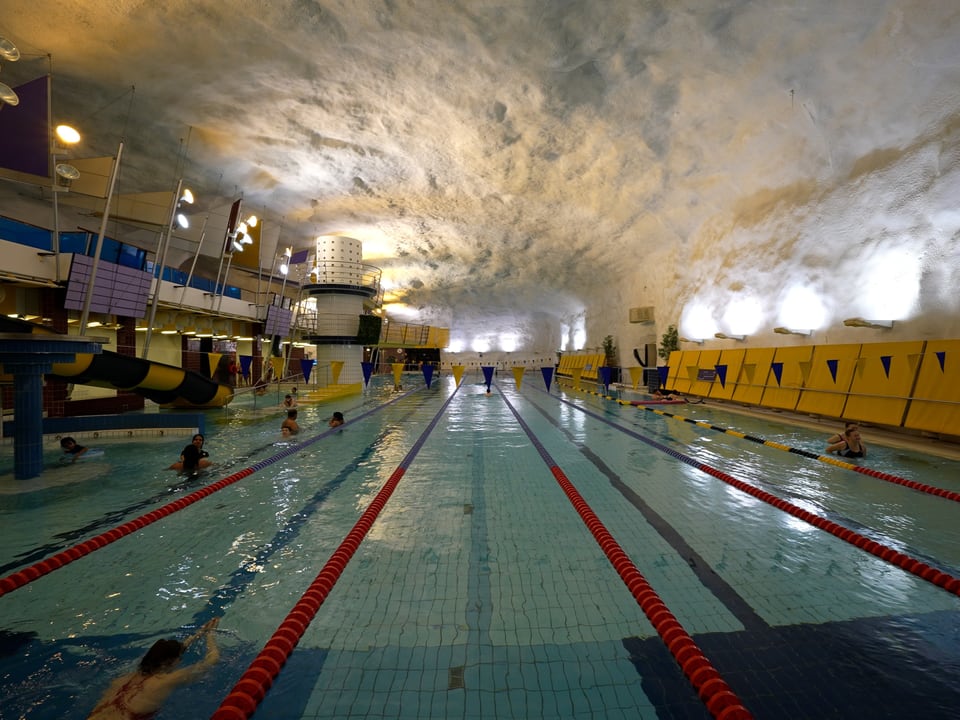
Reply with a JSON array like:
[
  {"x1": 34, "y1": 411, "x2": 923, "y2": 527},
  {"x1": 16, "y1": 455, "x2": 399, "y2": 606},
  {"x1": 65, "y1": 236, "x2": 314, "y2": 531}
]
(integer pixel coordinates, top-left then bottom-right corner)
[
  {"x1": 0, "y1": 36, "x2": 19, "y2": 62},
  {"x1": 843, "y1": 317, "x2": 894, "y2": 329},
  {"x1": 678, "y1": 336, "x2": 703, "y2": 344},
  {"x1": 55, "y1": 124, "x2": 81, "y2": 145},
  {"x1": 0, "y1": 37, "x2": 20, "y2": 107},
  {"x1": 774, "y1": 327, "x2": 811, "y2": 336},
  {"x1": 714, "y1": 333, "x2": 746, "y2": 341}
]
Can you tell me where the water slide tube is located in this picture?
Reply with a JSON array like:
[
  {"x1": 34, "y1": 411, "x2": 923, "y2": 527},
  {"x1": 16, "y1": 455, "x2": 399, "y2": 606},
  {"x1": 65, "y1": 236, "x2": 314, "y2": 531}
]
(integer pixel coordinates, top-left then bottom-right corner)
[
  {"x1": 50, "y1": 350, "x2": 233, "y2": 407},
  {"x1": 0, "y1": 316, "x2": 232, "y2": 407}
]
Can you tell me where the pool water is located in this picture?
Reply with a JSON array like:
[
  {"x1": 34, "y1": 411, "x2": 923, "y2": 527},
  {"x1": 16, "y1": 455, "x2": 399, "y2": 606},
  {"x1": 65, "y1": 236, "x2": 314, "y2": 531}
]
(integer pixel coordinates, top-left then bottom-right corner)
[{"x1": 1, "y1": 376, "x2": 959, "y2": 719}]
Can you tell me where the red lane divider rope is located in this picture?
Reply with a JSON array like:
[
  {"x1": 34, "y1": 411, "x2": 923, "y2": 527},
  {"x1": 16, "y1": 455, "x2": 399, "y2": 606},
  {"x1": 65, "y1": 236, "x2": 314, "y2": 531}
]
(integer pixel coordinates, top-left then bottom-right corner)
[
  {"x1": 639, "y1": 403, "x2": 960, "y2": 504},
  {"x1": 211, "y1": 466, "x2": 406, "y2": 720},
  {"x1": 0, "y1": 395, "x2": 410, "y2": 598},
  {"x1": 211, "y1": 382, "x2": 461, "y2": 719},
  {"x1": 0, "y1": 468, "x2": 254, "y2": 598},
  {"x1": 563, "y1": 380, "x2": 960, "y2": 504},
  {"x1": 692, "y1": 458, "x2": 960, "y2": 597},
  {"x1": 501, "y1": 390, "x2": 752, "y2": 720},
  {"x1": 549, "y1": 464, "x2": 752, "y2": 720},
  {"x1": 555, "y1": 393, "x2": 960, "y2": 600}
]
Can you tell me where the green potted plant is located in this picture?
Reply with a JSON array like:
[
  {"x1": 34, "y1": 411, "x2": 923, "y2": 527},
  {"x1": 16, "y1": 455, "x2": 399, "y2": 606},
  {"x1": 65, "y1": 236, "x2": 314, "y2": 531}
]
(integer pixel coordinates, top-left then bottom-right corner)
[
  {"x1": 601, "y1": 335, "x2": 619, "y2": 384},
  {"x1": 653, "y1": 324, "x2": 679, "y2": 391},
  {"x1": 659, "y1": 325, "x2": 679, "y2": 362}
]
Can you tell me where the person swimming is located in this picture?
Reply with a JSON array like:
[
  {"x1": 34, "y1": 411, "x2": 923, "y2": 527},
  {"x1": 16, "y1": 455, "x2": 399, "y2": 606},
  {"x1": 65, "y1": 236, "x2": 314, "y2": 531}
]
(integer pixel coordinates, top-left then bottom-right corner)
[
  {"x1": 827, "y1": 426, "x2": 867, "y2": 458},
  {"x1": 86, "y1": 618, "x2": 220, "y2": 719},
  {"x1": 281, "y1": 409, "x2": 300, "y2": 436},
  {"x1": 328, "y1": 411, "x2": 344, "y2": 428},
  {"x1": 827, "y1": 421, "x2": 860, "y2": 445}
]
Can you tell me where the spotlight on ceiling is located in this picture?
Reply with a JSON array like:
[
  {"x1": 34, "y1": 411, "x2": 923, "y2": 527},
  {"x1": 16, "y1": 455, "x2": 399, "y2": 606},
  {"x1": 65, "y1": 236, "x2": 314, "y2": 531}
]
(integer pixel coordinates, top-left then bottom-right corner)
[
  {"x1": 843, "y1": 317, "x2": 894, "y2": 329},
  {"x1": 0, "y1": 82, "x2": 19, "y2": 107},
  {"x1": 55, "y1": 163, "x2": 81, "y2": 189},
  {"x1": 774, "y1": 327, "x2": 812, "y2": 336},
  {"x1": 678, "y1": 336, "x2": 703, "y2": 344},
  {"x1": 55, "y1": 124, "x2": 81, "y2": 145},
  {"x1": 714, "y1": 333, "x2": 746, "y2": 341},
  {"x1": 173, "y1": 188, "x2": 194, "y2": 229},
  {"x1": 0, "y1": 37, "x2": 20, "y2": 107},
  {"x1": 0, "y1": 36, "x2": 20, "y2": 62}
]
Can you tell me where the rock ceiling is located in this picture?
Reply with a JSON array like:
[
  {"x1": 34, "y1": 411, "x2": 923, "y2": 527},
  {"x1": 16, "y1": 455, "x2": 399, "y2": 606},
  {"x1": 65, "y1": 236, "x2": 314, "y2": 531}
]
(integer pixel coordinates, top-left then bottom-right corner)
[{"x1": 2, "y1": 2, "x2": 960, "y2": 350}]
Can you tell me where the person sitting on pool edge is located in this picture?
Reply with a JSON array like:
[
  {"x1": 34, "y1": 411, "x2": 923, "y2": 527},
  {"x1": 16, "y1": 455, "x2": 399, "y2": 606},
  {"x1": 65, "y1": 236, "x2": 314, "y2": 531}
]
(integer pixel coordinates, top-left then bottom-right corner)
[
  {"x1": 827, "y1": 425, "x2": 867, "y2": 458},
  {"x1": 168, "y1": 434, "x2": 212, "y2": 474},
  {"x1": 329, "y1": 411, "x2": 344, "y2": 428},
  {"x1": 87, "y1": 618, "x2": 220, "y2": 720},
  {"x1": 60, "y1": 436, "x2": 89, "y2": 463},
  {"x1": 281, "y1": 409, "x2": 300, "y2": 436}
]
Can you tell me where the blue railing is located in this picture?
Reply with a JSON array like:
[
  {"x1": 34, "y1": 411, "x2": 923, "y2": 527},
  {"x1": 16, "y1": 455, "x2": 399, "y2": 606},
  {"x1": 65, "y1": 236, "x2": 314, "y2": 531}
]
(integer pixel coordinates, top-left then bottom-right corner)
[{"x1": 0, "y1": 215, "x2": 241, "y2": 298}]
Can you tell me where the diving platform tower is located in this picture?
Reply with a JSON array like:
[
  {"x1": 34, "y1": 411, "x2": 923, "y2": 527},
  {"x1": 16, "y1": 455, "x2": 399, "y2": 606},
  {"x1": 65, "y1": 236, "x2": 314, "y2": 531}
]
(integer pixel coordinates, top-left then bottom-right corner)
[{"x1": 298, "y1": 235, "x2": 382, "y2": 387}]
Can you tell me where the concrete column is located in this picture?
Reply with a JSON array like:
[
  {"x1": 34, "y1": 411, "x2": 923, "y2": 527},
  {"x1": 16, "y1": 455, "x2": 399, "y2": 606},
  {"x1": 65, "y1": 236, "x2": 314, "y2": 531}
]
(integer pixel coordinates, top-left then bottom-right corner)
[
  {"x1": 12, "y1": 363, "x2": 47, "y2": 479},
  {"x1": 0, "y1": 334, "x2": 104, "y2": 480}
]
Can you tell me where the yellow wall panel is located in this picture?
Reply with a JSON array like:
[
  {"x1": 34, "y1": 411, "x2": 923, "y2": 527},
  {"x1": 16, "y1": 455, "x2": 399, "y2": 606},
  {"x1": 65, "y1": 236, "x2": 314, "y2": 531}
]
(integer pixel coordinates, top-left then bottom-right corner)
[
  {"x1": 665, "y1": 350, "x2": 682, "y2": 390},
  {"x1": 760, "y1": 346, "x2": 814, "y2": 411},
  {"x1": 796, "y1": 343, "x2": 861, "y2": 417},
  {"x1": 688, "y1": 349, "x2": 721, "y2": 397},
  {"x1": 904, "y1": 339, "x2": 960, "y2": 434},
  {"x1": 845, "y1": 340, "x2": 924, "y2": 427},
  {"x1": 731, "y1": 347, "x2": 776, "y2": 405},
  {"x1": 587, "y1": 353, "x2": 603, "y2": 380},
  {"x1": 709, "y1": 348, "x2": 745, "y2": 400},
  {"x1": 669, "y1": 350, "x2": 700, "y2": 393}
]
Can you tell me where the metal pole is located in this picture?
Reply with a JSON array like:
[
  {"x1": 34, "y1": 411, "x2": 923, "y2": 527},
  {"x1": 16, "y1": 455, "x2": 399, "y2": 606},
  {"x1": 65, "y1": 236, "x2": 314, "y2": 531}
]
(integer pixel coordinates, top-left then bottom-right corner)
[
  {"x1": 178, "y1": 215, "x2": 208, "y2": 307},
  {"x1": 79, "y1": 140, "x2": 123, "y2": 335},
  {"x1": 142, "y1": 178, "x2": 182, "y2": 358},
  {"x1": 51, "y1": 152, "x2": 61, "y2": 283},
  {"x1": 216, "y1": 253, "x2": 234, "y2": 314}
]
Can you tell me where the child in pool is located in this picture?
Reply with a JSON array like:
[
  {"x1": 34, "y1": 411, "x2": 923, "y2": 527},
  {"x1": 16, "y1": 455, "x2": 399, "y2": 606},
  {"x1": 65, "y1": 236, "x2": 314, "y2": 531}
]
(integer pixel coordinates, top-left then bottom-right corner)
[{"x1": 60, "y1": 437, "x2": 89, "y2": 463}]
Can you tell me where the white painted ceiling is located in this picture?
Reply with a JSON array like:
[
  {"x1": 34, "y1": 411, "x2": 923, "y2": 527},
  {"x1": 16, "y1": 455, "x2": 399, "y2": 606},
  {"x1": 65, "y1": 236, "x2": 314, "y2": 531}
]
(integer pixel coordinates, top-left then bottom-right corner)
[{"x1": 2, "y1": 2, "x2": 960, "y2": 352}]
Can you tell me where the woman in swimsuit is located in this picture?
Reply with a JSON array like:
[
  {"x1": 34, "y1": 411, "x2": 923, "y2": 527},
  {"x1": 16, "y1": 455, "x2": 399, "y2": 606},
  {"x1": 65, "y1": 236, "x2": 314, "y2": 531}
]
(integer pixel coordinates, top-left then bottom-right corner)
[
  {"x1": 827, "y1": 426, "x2": 867, "y2": 458},
  {"x1": 827, "y1": 421, "x2": 860, "y2": 445},
  {"x1": 87, "y1": 618, "x2": 220, "y2": 719}
]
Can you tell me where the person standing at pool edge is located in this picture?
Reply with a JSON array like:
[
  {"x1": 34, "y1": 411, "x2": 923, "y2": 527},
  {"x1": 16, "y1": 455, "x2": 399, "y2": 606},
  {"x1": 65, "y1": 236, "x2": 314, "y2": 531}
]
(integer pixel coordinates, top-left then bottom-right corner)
[{"x1": 87, "y1": 618, "x2": 220, "y2": 719}]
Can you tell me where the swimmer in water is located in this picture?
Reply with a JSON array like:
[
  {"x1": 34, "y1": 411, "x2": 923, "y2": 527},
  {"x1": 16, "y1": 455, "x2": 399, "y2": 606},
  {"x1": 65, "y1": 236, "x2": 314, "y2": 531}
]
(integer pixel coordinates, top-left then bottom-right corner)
[{"x1": 87, "y1": 618, "x2": 220, "y2": 719}]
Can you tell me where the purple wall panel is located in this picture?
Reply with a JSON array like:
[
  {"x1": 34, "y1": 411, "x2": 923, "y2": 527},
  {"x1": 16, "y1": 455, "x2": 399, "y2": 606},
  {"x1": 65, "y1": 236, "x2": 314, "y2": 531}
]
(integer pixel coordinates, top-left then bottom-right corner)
[{"x1": 64, "y1": 255, "x2": 152, "y2": 317}]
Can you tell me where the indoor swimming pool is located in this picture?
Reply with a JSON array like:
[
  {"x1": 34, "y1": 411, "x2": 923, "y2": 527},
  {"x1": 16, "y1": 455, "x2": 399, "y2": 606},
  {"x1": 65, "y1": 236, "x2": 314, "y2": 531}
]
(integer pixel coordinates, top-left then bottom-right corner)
[{"x1": 1, "y1": 375, "x2": 959, "y2": 719}]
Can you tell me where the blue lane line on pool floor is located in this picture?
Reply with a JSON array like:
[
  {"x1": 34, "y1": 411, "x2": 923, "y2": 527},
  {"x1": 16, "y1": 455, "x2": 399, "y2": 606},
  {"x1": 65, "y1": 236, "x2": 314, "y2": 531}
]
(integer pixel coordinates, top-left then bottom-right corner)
[
  {"x1": 0, "y1": 391, "x2": 417, "y2": 577},
  {"x1": 546, "y1": 389, "x2": 960, "y2": 579},
  {"x1": 520, "y1": 389, "x2": 768, "y2": 633},
  {"x1": 189, "y1": 425, "x2": 400, "y2": 626}
]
